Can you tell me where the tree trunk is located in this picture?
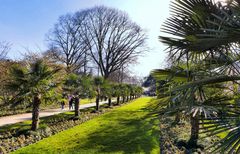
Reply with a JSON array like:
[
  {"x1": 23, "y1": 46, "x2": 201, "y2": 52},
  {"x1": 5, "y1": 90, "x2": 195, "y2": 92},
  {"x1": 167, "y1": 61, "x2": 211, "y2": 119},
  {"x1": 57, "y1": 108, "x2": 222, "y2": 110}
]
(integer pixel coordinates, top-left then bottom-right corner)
[
  {"x1": 96, "y1": 95, "x2": 100, "y2": 111},
  {"x1": 175, "y1": 113, "x2": 180, "y2": 123},
  {"x1": 31, "y1": 94, "x2": 41, "y2": 131},
  {"x1": 104, "y1": 73, "x2": 109, "y2": 79},
  {"x1": 108, "y1": 97, "x2": 112, "y2": 107},
  {"x1": 188, "y1": 116, "x2": 199, "y2": 147},
  {"x1": 83, "y1": 53, "x2": 87, "y2": 75},
  {"x1": 117, "y1": 96, "x2": 120, "y2": 105},
  {"x1": 75, "y1": 96, "x2": 80, "y2": 117},
  {"x1": 127, "y1": 96, "x2": 129, "y2": 102},
  {"x1": 122, "y1": 96, "x2": 125, "y2": 103}
]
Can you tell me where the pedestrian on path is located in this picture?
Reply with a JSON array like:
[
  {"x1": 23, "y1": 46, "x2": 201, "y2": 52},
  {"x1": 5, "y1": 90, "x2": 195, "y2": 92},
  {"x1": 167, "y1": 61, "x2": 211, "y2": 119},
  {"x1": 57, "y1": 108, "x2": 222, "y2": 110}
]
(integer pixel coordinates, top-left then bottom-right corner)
[
  {"x1": 61, "y1": 101, "x2": 65, "y2": 110},
  {"x1": 69, "y1": 95, "x2": 74, "y2": 110},
  {"x1": 60, "y1": 93, "x2": 67, "y2": 110}
]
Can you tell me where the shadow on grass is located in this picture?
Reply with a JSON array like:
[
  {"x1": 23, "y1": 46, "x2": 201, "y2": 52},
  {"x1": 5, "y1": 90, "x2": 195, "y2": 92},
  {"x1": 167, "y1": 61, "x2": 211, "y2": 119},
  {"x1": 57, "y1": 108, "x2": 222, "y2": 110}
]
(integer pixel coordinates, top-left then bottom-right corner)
[{"x1": 67, "y1": 105, "x2": 159, "y2": 154}]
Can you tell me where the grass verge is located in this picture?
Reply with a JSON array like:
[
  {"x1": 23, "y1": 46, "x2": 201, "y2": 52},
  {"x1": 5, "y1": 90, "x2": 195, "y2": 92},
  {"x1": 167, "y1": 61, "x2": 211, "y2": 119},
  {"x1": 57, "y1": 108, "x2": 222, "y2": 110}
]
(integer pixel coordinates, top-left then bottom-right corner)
[{"x1": 13, "y1": 97, "x2": 159, "y2": 154}]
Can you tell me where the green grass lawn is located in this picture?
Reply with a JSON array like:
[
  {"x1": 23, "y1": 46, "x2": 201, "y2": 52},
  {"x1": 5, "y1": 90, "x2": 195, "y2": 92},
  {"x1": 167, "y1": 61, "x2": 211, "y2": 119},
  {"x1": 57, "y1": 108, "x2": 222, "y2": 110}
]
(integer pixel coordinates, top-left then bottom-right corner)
[
  {"x1": 80, "y1": 98, "x2": 96, "y2": 105},
  {"x1": 13, "y1": 97, "x2": 160, "y2": 154}
]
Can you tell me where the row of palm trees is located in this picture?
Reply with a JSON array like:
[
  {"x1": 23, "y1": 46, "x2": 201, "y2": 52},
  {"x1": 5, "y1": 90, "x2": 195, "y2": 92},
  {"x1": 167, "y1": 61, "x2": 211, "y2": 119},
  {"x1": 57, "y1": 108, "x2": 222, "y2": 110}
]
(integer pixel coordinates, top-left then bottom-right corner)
[
  {"x1": 153, "y1": 0, "x2": 240, "y2": 153},
  {"x1": 64, "y1": 73, "x2": 143, "y2": 115},
  {"x1": 6, "y1": 60, "x2": 143, "y2": 131}
]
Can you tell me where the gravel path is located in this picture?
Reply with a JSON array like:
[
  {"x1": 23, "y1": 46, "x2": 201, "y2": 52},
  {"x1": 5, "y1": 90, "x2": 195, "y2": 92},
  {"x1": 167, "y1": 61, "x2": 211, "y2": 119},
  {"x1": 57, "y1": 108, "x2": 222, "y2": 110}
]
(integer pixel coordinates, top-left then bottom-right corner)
[{"x1": 0, "y1": 100, "x2": 109, "y2": 127}]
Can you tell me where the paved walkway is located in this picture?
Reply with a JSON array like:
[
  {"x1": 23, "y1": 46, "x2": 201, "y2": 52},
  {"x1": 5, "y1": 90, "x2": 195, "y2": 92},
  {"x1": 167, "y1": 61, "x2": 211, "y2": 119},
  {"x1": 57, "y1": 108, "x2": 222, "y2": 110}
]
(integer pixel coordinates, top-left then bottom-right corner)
[{"x1": 0, "y1": 100, "x2": 109, "y2": 127}]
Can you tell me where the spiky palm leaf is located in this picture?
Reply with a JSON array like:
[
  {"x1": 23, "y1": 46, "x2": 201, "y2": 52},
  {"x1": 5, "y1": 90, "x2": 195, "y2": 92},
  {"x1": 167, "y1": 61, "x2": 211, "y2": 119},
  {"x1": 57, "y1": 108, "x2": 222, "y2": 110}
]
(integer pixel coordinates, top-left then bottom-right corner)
[
  {"x1": 158, "y1": 0, "x2": 240, "y2": 152},
  {"x1": 7, "y1": 60, "x2": 60, "y2": 98}
]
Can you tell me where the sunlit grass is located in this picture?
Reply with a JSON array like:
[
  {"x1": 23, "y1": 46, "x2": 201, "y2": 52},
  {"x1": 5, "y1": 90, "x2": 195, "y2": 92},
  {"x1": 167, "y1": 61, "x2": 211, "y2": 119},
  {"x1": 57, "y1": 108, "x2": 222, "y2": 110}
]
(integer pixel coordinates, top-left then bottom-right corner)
[
  {"x1": 80, "y1": 98, "x2": 96, "y2": 105},
  {"x1": 13, "y1": 97, "x2": 160, "y2": 154}
]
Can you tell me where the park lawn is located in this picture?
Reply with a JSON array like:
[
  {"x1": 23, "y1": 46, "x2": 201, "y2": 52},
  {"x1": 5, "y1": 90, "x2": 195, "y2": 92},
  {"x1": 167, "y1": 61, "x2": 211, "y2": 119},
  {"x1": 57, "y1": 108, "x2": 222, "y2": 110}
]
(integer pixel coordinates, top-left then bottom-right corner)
[
  {"x1": 13, "y1": 97, "x2": 160, "y2": 154},
  {"x1": 80, "y1": 98, "x2": 96, "y2": 105}
]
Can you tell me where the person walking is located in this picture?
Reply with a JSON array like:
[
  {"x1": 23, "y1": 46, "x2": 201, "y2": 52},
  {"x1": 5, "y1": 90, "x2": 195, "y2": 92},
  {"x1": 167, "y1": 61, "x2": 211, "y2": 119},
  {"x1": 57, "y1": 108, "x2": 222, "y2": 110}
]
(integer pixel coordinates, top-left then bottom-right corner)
[
  {"x1": 61, "y1": 100, "x2": 65, "y2": 110},
  {"x1": 61, "y1": 94, "x2": 67, "y2": 110},
  {"x1": 69, "y1": 95, "x2": 74, "y2": 110}
]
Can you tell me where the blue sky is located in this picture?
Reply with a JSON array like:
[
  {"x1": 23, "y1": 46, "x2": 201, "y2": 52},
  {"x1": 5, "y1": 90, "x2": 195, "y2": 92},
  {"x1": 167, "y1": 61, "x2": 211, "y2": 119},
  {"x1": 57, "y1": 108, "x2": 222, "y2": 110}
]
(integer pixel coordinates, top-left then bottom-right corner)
[{"x1": 0, "y1": 0, "x2": 171, "y2": 77}]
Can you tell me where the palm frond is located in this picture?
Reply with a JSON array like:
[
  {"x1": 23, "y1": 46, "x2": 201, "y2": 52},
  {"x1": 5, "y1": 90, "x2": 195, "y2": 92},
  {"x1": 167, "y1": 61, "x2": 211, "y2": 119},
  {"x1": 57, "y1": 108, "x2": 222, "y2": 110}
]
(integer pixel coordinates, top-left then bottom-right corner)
[{"x1": 173, "y1": 75, "x2": 240, "y2": 91}]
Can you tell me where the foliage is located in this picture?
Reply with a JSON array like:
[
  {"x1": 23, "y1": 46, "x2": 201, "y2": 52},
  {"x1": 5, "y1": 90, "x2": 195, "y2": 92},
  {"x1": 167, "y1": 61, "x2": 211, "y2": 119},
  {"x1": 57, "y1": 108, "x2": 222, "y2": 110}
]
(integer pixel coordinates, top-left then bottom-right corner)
[
  {"x1": 7, "y1": 60, "x2": 61, "y2": 103},
  {"x1": 156, "y1": 0, "x2": 240, "y2": 153},
  {"x1": 64, "y1": 74, "x2": 95, "y2": 99},
  {"x1": 6, "y1": 60, "x2": 61, "y2": 130},
  {"x1": 100, "y1": 80, "x2": 113, "y2": 98},
  {"x1": 112, "y1": 84, "x2": 121, "y2": 98},
  {"x1": 142, "y1": 75, "x2": 156, "y2": 87}
]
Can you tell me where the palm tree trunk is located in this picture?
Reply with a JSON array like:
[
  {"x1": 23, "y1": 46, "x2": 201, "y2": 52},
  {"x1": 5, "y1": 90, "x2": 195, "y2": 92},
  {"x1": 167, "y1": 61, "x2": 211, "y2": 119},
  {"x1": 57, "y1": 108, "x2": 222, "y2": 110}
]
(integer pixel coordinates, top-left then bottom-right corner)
[
  {"x1": 188, "y1": 116, "x2": 199, "y2": 147},
  {"x1": 74, "y1": 96, "x2": 80, "y2": 117},
  {"x1": 108, "y1": 97, "x2": 112, "y2": 107},
  {"x1": 31, "y1": 94, "x2": 41, "y2": 131},
  {"x1": 96, "y1": 95, "x2": 100, "y2": 111},
  {"x1": 175, "y1": 112, "x2": 180, "y2": 123},
  {"x1": 117, "y1": 96, "x2": 120, "y2": 105}
]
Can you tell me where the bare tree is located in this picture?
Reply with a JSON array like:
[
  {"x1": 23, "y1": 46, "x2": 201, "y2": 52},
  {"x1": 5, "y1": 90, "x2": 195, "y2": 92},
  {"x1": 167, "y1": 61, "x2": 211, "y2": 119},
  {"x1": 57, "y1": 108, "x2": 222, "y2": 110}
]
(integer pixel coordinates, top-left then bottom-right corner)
[
  {"x1": 0, "y1": 41, "x2": 11, "y2": 91},
  {"x1": 47, "y1": 13, "x2": 88, "y2": 73},
  {"x1": 75, "y1": 6, "x2": 147, "y2": 78},
  {"x1": 0, "y1": 41, "x2": 11, "y2": 60}
]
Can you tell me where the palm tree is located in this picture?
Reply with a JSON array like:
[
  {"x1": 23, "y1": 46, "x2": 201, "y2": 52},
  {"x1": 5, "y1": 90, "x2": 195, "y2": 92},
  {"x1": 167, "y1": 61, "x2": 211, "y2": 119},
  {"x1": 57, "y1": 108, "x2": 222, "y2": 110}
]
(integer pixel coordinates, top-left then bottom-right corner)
[
  {"x1": 119, "y1": 84, "x2": 128, "y2": 103},
  {"x1": 159, "y1": 0, "x2": 240, "y2": 151},
  {"x1": 64, "y1": 74, "x2": 94, "y2": 117},
  {"x1": 126, "y1": 84, "x2": 132, "y2": 102},
  {"x1": 93, "y1": 77, "x2": 104, "y2": 111},
  {"x1": 129, "y1": 85, "x2": 135, "y2": 100},
  {"x1": 135, "y1": 86, "x2": 143, "y2": 98},
  {"x1": 101, "y1": 81, "x2": 113, "y2": 107},
  {"x1": 7, "y1": 60, "x2": 60, "y2": 131},
  {"x1": 64, "y1": 74, "x2": 80, "y2": 116},
  {"x1": 113, "y1": 84, "x2": 121, "y2": 105}
]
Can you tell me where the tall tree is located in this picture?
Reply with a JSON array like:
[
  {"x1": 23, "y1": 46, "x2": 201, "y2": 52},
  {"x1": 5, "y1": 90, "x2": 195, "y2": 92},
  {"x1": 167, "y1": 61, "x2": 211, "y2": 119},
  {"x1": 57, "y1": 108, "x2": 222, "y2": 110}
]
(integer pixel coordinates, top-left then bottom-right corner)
[
  {"x1": 47, "y1": 13, "x2": 88, "y2": 73},
  {"x1": 75, "y1": 6, "x2": 147, "y2": 78}
]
